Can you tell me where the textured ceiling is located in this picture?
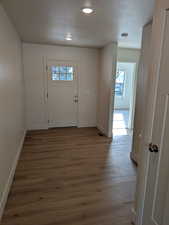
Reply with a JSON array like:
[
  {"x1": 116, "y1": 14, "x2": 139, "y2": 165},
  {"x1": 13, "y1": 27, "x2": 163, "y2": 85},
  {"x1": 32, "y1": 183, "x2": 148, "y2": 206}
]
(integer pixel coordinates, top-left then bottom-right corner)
[{"x1": 2, "y1": 0, "x2": 155, "y2": 48}]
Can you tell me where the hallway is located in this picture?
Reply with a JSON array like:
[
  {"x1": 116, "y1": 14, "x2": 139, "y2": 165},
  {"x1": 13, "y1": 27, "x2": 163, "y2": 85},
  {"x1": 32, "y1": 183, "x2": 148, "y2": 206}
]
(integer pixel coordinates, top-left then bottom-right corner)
[{"x1": 1, "y1": 128, "x2": 136, "y2": 225}]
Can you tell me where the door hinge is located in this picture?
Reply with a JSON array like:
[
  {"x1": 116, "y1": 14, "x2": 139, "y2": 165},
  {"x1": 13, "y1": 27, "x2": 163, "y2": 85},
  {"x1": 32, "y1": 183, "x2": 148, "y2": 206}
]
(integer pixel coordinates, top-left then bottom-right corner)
[
  {"x1": 46, "y1": 65, "x2": 48, "y2": 72},
  {"x1": 47, "y1": 92, "x2": 48, "y2": 98},
  {"x1": 48, "y1": 119, "x2": 50, "y2": 123}
]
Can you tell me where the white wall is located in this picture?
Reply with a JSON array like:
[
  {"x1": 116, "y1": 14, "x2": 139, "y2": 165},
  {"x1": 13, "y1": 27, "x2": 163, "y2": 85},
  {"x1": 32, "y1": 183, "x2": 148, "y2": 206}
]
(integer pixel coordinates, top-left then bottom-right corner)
[
  {"x1": 97, "y1": 42, "x2": 117, "y2": 137},
  {"x1": 117, "y1": 48, "x2": 140, "y2": 64},
  {"x1": 0, "y1": 4, "x2": 25, "y2": 218},
  {"x1": 23, "y1": 43, "x2": 100, "y2": 130}
]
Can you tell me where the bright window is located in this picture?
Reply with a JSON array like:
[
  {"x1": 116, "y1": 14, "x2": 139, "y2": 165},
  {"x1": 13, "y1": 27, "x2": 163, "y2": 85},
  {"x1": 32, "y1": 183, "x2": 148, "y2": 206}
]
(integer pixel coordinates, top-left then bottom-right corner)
[
  {"x1": 51, "y1": 66, "x2": 74, "y2": 81},
  {"x1": 115, "y1": 70, "x2": 125, "y2": 96}
]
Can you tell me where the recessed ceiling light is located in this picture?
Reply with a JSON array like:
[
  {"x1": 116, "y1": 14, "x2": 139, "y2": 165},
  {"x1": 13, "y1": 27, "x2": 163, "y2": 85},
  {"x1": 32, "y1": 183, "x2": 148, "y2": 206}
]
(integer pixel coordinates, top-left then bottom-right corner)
[
  {"x1": 121, "y1": 33, "x2": 128, "y2": 38},
  {"x1": 65, "y1": 34, "x2": 72, "y2": 41},
  {"x1": 82, "y1": 7, "x2": 94, "y2": 14},
  {"x1": 65, "y1": 36, "x2": 72, "y2": 41}
]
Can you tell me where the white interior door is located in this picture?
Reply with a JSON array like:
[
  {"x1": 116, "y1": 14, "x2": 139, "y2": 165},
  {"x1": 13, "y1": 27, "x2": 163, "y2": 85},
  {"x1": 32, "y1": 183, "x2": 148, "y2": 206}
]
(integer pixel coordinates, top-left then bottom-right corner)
[
  {"x1": 47, "y1": 61, "x2": 78, "y2": 128},
  {"x1": 142, "y1": 12, "x2": 169, "y2": 225}
]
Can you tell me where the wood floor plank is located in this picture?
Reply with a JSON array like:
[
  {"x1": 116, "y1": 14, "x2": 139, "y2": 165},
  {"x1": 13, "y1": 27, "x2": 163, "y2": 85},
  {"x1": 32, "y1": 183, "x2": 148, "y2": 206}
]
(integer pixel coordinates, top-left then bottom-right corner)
[{"x1": 1, "y1": 127, "x2": 136, "y2": 225}]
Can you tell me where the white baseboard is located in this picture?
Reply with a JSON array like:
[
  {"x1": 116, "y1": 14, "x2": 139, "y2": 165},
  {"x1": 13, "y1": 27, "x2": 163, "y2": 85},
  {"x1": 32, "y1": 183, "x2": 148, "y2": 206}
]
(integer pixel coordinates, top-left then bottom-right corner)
[
  {"x1": 28, "y1": 122, "x2": 98, "y2": 130},
  {"x1": 97, "y1": 125, "x2": 107, "y2": 136},
  {"x1": 49, "y1": 121, "x2": 77, "y2": 128},
  {"x1": 27, "y1": 123, "x2": 48, "y2": 130},
  {"x1": 78, "y1": 122, "x2": 96, "y2": 128},
  {"x1": 0, "y1": 130, "x2": 26, "y2": 221},
  {"x1": 131, "y1": 207, "x2": 137, "y2": 225}
]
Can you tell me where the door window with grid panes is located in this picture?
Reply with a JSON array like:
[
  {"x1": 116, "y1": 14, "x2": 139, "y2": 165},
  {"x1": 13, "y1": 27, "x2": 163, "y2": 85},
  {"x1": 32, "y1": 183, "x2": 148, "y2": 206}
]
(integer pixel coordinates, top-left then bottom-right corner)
[{"x1": 51, "y1": 66, "x2": 74, "y2": 81}]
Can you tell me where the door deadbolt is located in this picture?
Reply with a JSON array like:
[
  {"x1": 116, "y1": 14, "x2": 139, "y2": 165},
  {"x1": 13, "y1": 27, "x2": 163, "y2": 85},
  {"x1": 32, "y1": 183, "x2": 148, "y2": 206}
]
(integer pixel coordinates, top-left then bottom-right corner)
[
  {"x1": 149, "y1": 143, "x2": 159, "y2": 153},
  {"x1": 74, "y1": 95, "x2": 78, "y2": 103}
]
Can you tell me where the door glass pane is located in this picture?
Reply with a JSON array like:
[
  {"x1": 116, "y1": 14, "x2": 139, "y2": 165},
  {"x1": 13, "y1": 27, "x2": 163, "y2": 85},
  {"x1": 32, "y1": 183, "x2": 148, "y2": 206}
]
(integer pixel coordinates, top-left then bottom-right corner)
[
  {"x1": 67, "y1": 67, "x2": 73, "y2": 73},
  {"x1": 67, "y1": 73, "x2": 73, "y2": 81},
  {"x1": 60, "y1": 73, "x2": 67, "y2": 80},
  {"x1": 51, "y1": 66, "x2": 60, "y2": 73},
  {"x1": 60, "y1": 66, "x2": 67, "y2": 73},
  {"x1": 52, "y1": 73, "x2": 59, "y2": 80}
]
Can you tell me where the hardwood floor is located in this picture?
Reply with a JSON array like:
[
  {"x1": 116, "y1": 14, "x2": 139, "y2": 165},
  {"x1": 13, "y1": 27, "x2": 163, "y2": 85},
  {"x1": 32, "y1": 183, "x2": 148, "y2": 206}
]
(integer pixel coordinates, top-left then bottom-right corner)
[{"x1": 1, "y1": 128, "x2": 136, "y2": 225}]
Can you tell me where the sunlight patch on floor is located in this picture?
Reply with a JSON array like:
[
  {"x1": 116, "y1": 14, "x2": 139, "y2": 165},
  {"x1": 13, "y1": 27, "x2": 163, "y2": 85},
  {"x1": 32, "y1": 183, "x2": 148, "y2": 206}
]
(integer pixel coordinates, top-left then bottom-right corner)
[
  {"x1": 113, "y1": 128, "x2": 128, "y2": 136},
  {"x1": 113, "y1": 110, "x2": 129, "y2": 136}
]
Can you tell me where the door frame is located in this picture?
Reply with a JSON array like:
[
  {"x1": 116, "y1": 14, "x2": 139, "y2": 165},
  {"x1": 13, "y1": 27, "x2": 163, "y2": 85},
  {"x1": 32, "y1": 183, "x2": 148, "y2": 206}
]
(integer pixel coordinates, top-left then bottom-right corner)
[
  {"x1": 135, "y1": 9, "x2": 168, "y2": 225},
  {"x1": 43, "y1": 57, "x2": 80, "y2": 128},
  {"x1": 107, "y1": 55, "x2": 117, "y2": 138}
]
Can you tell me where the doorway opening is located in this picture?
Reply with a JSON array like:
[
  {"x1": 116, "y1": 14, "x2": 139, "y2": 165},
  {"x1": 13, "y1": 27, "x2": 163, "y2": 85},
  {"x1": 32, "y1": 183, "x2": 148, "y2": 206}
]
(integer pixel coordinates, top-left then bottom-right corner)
[
  {"x1": 113, "y1": 62, "x2": 137, "y2": 137},
  {"x1": 110, "y1": 59, "x2": 138, "y2": 221}
]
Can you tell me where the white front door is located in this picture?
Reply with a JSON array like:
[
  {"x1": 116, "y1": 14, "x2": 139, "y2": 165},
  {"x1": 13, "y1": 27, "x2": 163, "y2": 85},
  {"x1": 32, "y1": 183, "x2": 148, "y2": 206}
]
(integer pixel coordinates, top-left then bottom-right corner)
[
  {"x1": 47, "y1": 61, "x2": 78, "y2": 128},
  {"x1": 142, "y1": 12, "x2": 169, "y2": 225}
]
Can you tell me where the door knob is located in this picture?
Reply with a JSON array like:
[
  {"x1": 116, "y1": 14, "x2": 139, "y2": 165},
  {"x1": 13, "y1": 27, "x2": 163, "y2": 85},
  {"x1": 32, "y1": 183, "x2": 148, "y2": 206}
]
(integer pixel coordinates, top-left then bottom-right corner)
[
  {"x1": 149, "y1": 143, "x2": 159, "y2": 153},
  {"x1": 74, "y1": 95, "x2": 78, "y2": 103}
]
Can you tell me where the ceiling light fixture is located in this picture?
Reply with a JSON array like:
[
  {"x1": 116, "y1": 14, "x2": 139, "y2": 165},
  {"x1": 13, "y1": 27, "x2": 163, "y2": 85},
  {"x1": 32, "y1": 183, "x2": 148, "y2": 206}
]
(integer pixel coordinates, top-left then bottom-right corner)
[
  {"x1": 65, "y1": 36, "x2": 72, "y2": 41},
  {"x1": 121, "y1": 33, "x2": 128, "y2": 38},
  {"x1": 65, "y1": 34, "x2": 72, "y2": 41},
  {"x1": 82, "y1": 7, "x2": 94, "y2": 14}
]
